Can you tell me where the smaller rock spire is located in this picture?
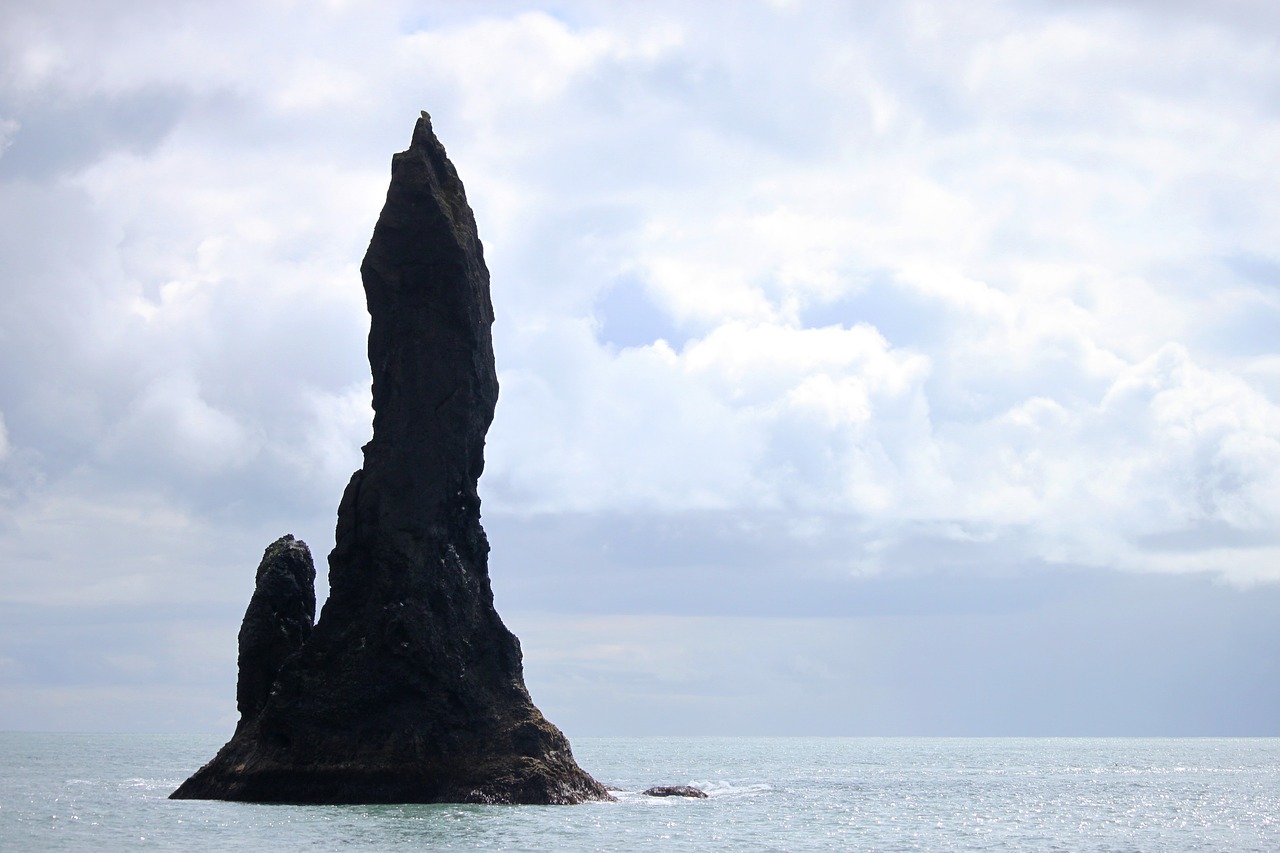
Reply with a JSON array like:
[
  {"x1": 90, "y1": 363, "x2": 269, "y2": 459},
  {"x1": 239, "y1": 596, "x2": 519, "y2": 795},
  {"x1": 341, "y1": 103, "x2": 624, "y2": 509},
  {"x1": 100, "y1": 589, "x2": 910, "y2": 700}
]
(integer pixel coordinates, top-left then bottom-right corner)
[
  {"x1": 171, "y1": 113, "x2": 610, "y2": 805},
  {"x1": 234, "y1": 535, "x2": 315, "y2": 726}
]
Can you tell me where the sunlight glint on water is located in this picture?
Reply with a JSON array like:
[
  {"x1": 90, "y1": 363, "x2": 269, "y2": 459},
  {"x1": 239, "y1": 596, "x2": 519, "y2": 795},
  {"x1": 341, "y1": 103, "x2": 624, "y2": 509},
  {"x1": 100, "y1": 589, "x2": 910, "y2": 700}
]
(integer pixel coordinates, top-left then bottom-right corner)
[{"x1": 2, "y1": 734, "x2": 1276, "y2": 851}]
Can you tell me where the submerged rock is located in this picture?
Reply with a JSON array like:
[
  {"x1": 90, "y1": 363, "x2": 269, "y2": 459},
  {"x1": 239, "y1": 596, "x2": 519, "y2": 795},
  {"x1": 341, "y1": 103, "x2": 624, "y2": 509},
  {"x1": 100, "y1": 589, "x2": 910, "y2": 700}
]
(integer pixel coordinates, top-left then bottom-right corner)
[
  {"x1": 171, "y1": 112, "x2": 612, "y2": 805},
  {"x1": 642, "y1": 786, "x2": 709, "y2": 798}
]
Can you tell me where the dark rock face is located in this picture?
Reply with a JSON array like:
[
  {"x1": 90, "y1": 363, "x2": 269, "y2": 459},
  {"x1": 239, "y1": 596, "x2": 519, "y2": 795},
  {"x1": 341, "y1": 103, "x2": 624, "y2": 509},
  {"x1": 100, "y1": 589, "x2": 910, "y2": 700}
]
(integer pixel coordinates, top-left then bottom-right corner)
[
  {"x1": 235, "y1": 535, "x2": 315, "y2": 725},
  {"x1": 171, "y1": 112, "x2": 612, "y2": 805},
  {"x1": 642, "y1": 786, "x2": 709, "y2": 798}
]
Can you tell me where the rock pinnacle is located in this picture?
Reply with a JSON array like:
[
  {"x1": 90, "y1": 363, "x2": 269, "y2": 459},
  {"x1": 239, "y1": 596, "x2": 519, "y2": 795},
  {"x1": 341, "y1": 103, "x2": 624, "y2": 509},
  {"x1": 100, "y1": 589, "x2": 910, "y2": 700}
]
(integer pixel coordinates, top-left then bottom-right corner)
[{"x1": 171, "y1": 113, "x2": 612, "y2": 805}]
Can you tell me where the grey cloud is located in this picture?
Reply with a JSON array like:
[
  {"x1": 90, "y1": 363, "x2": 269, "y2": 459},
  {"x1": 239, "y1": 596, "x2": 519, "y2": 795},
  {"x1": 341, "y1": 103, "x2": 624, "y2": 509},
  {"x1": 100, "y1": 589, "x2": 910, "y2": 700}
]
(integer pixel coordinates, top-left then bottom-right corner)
[
  {"x1": 514, "y1": 569, "x2": 1280, "y2": 736},
  {"x1": 0, "y1": 88, "x2": 185, "y2": 180},
  {"x1": 1043, "y1": 0, "x2": 1280, "y2": 39},
  {"x1": 1137, "y1": 521, "x2": 1280, "y2": 553},
  {"x1": 488, "y1": 509, "x2": 1077, "y2": 619},
  {"x1": 1, "y1": 0, "x2": 1278, "y2": 735},
  {"x1": 0, "y1": 601, "x2": 240, "y2": 732},
  {"x1": 1226, "y1": 253, "x2": 1280, "y2": 290}
]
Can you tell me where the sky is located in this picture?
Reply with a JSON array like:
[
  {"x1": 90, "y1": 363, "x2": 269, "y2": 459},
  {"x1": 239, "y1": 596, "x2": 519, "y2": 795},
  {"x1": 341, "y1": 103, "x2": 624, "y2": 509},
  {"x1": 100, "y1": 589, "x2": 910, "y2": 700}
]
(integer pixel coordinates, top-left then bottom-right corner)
[{"x1": 1, "y1": 0, "x2": 1278, "y2": 737}]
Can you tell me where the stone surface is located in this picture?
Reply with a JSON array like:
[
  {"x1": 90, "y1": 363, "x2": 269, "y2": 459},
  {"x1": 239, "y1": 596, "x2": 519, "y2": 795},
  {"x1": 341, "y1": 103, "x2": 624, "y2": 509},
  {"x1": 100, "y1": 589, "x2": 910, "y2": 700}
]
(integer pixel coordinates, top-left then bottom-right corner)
[
  {"x1": 642, "y1": 786, "x2": 709, "y2": 798},
  {"x1": 234, "y1": 535, "x2": 316, "y2": 726},
  {"x1": 171, "y1": 112, "x2": 612, "y2": 805}
]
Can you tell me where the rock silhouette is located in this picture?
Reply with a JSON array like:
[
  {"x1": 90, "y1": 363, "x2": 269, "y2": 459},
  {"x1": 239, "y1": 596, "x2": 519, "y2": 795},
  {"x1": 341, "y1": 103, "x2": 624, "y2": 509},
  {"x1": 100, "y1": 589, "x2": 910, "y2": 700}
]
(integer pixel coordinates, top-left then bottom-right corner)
[
  {"x1": 171, "y1": 113, "x2": 611, "y2": 805},
  {"x1": 234, "y1": 535, "x2": 316, "y2": 725}
]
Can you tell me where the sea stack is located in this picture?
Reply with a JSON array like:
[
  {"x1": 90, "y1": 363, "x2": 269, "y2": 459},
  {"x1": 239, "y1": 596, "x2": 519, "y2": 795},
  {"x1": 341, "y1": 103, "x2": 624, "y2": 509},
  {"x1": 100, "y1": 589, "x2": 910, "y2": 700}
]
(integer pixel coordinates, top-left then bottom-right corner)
[{"x1": 172, "y1": 112, "x2": 611, "y2": 805}]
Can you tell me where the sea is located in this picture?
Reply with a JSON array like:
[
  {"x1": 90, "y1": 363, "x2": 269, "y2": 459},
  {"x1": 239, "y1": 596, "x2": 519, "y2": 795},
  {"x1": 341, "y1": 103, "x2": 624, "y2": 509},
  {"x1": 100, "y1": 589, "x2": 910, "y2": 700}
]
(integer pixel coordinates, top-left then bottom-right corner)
[{"x1": 2, "y1": 734, "x2": 1276, "y2": 851}]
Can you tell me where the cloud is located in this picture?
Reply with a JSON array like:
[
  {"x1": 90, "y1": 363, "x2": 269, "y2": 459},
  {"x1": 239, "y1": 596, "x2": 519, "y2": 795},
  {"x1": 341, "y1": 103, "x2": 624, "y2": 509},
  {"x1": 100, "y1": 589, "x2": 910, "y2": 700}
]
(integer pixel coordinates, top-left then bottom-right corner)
[
  {"x1": 0, "y1": 87, "x2": 185, "y2": 180},
  {"x1": 509, "y1": 569, "x2": 1280, "y2": 736},
  {"x1": 101, "y1": 372, "x2": 258, "y2": 475},
  {"x1": 0, "y1": 0, "x2": 1277, "y2": 733}
]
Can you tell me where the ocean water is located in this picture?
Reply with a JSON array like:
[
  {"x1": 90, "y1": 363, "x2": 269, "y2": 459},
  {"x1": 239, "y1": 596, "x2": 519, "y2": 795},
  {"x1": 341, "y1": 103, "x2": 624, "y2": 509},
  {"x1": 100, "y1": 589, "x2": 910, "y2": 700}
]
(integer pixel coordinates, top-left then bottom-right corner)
[{"x1": 2, "y1": 734, "x2": 1276, "y2": 851}]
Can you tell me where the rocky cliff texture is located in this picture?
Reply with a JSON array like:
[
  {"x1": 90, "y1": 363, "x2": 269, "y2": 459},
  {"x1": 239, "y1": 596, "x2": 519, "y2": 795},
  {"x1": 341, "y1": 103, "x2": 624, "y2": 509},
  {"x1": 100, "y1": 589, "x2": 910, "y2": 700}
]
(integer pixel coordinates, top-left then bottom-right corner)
[
  {"x1": 171, "y1": 112, "x2": 611, "y2": 805},
  {"x1": 234, "y1": 535, "x2": 316, "y2": 726}
]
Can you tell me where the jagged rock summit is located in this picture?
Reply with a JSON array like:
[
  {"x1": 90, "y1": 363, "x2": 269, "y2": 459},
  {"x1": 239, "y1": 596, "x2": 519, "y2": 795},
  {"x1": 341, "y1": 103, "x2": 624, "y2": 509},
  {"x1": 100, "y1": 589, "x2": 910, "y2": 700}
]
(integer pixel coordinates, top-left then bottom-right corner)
[{"x1": 171, "y1": 112, "x2": 612, "y2": 805}]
